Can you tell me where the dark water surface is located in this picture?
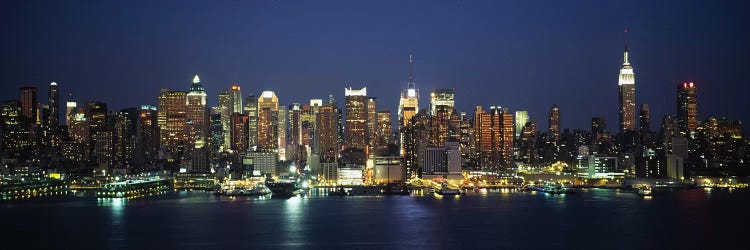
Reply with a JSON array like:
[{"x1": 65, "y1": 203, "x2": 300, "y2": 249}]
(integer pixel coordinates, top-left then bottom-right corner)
[{"x1": 3, "y1": 188, "x2": 749, "y2": 249}]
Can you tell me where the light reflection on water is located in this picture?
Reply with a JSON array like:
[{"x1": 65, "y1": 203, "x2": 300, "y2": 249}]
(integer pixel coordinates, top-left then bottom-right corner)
[
  {"x1": 3, "y1": 188, "x2": 748, "y2": 249},
  {"x1": 97, "y1": 198, "x2": 126, "y2": 247}
]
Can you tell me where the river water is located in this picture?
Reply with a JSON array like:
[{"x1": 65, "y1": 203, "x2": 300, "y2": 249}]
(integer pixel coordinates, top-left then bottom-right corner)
[{"x1": 2, "y1": 188, "x2": 748, "y2": 249}]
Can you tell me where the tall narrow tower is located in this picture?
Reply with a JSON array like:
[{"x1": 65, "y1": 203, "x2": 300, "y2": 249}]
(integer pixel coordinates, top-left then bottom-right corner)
[
  {"x1": 399, "y1": 52, "x2": 420, "y2": 155},
  {"x1": 186, "y1": 74, "x2": 208, "y2": 149},
  {"x1": 676, "y1": 82, "x2": 697, "y2": 137},
  {"x1": 618, "y1": 46, "x2": 636, "y2": 133}
]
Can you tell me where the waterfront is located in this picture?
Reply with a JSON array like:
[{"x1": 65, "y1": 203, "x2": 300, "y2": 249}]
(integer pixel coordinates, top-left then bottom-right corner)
[{"x1": 3, "y1": 188, "x2": 749, "y2": 249}]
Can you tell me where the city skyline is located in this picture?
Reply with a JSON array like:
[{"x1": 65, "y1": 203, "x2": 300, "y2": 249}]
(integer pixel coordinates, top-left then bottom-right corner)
[{"x1": 2, "y1": 1, "x2": 749, "y2": 131}]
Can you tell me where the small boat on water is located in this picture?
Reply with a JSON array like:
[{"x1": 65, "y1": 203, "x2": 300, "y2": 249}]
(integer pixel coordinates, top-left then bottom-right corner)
[
  {"x1": 529, "y1": 181, "x2": 572, "y2": 195},
  {"x1": 637, "y1": 185, "x2": 653, "y2": 196},
  {"x1": 266, "y1": 180, "x2": 300, "y2": 196},
  {"x1": 436, "y1": 183, "x2": 462, "y2": 195}
]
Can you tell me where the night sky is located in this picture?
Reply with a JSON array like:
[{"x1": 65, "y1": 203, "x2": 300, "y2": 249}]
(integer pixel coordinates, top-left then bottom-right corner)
[{"x1": 2, "y1": 0, "x2": 749, "y2": 131}]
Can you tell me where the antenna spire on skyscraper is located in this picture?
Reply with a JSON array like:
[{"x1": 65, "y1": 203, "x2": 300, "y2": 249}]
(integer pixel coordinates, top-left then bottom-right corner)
[{"x1": 408, "y1": 50, "x2": 415, "y2": 89}]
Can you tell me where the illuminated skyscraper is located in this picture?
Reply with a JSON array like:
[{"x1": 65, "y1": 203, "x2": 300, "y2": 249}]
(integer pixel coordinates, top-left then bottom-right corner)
[
  {"x1": 114, "y1": 108, "x2": 138, "y2": 171},
  {"x1": 399, "y1": 52, "x2": 419, "y2": 154},
  {"x1": 157, "y1": 89, "x2": 187, "y2": 157},
  {"x1": 345, "y1": 87, "x2": 367, "y2": 150},
  {"x1": 66, "y1": 101, "x2": 77, "y2": 127},
  {"x1": 245, "y1": 94, "x2": 258, "y2": 149},
  {"x1": 48, "y1": 82, "x2": 59, "y2": 128},
  {"x1": 618, "y1": 46, "x2": 636, "y2": 133},
  {"x1": 430, "y1": 89, "x2": 455, "y2": 116},
  {"x1": 85, "y1": 101, "x2": 108, "y2": 132},
  {"x1": 289, "y1": 103, "x2": 302, "y2": 146},
  {"x1": 135, "y1": 105, "x2": 158, "y2": 167},
  {"x1": 514, "y1": 111, "x2": 529, "y2": 140},
  {"x1": 640, "y1": 104, "x2": 650, "y2": 132},
  {"x1": 186, "y1": 74, "x2": 208, "y2": 149},
  {"x1": 217, "y1": 90, "x2": 231, "y2": 151},
  {"x1": 231, "y1": 84, "x2": 243, "y2": 114},
  {"x1": 474, "y1": 106, "x2": 503, "y2": 171},
  {"x1": 231, "y1": 113, "x2": 249, "y2": 152},
  {"x1": 548, "y1": 104, "x2": 560, "y2": 141},
  {"x1": 278, "y1": 105, "x2": 287, "y2": 161},
  {"x1": 500, "y1": 109, "x2": 514, "y2": 167},
  {"x1": 375, "y1": 110, "x2": 392, "y2": 155},
  {"x1": 676, "y1": 82, "x2": 697, "y2": 137},
  {"x1": 366, "y1": 97, "x2": 377, "y2": 151},
  {"x1": 317, "y1": 104, "x2": 339, "y2": 163},
  {"x1": 257, "y1": 91, "x2": 279, "y2": 152},
  {"x1": 1, "y1": 101, "x2": 26, "y2": 159},
  {"x1": 69, "y1": 114, "x2": 89, "y2": 161}
]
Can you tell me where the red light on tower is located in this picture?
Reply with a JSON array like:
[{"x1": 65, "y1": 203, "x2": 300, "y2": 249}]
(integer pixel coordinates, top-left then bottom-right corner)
[{"x1": 690, "y1": 82, "x2": 694, "y2": 88}]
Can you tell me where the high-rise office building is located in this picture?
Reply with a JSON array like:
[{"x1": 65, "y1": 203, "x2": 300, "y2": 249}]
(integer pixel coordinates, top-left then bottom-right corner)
[
  {"x1": 514, "y1": 111, "x2": 529, "y2": 140},
  {"x1": 549, "y1": 104, "x2": 560, "y2": 141},
  {"x1": 366, "y1": 97, "x2": 377, "y2": 151},
  {"x1": 231, "y1": 113, "x2": 249, "y2": 153},
  {"x1": 640, "y1": 104, "x2": 650, "y2": 132},
  {"x1": 618, "y1": 46, "x2": 636, "y2": 132},
  {"x1": 217, "y1": 90, "x2": 231, "y2": 151},
  {"x1": 500, "y1": 109, "x2": 514, "y2": 167},
  {"x1": 430, "y1": 88, "x2": 455, "y2": 116},
  {"x1": 48, "y1": 82, "x2": 59, "y2": 129},
  {"x1": 114, "y1": 108, "x2": 138, "y2": 171},
  {"x1": 135, "y1": 105, "x2": 158, "y2": 168},
  {"x1": 676, "y1": 82, "x2": 697, "y2": 137},
  {"x1": 345, "y1": 87, "x2": 367, "y2": 150},
  {"x1": 278, "y1": 105, "x2": 287, "y2": 161},
  {"x1": 376, "y1": 110, "x2": 392, "y2": 155},
  {"x1": 19, "y1": 87, "x2": 37, "y2": 123},
  {"x1": 257, "y1": 91, "x2": 279, "y2": 151},
  {"x1": 317, "y1": 105, "x2": 339, "y2": 163},
  {"x1": 1, "y1": 101, "x2": 26, "y2": 159},
  {"x1": 474, "y1": 106, "x2": 503, "y2": 171},
  {"x1": 85, "y1": 101, "x2": 108, "y2": 130},
  {"x1": 157, "y1": 89, "x2": 187, "y2": 156},
  {"x1": 230, "y1": 84, "x2": 243, "y2": 114},
  {"x1": 245, "y1": 94, "x2": 258, "y2": 149},
  {"x1": 66, "y1": 101, "x2": 77, "y2": 127},
  {"x1": 288, "y1": 103, "x2": 302, "y2": 161},
  {"x1": 186, "y1": 75, "x2": 208, "y2": 149}
]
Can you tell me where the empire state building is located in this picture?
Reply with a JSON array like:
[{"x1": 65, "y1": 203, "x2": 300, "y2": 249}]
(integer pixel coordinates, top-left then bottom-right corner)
[{"x1": 618, "y1": 46, "x2": 636, "y2": 133}]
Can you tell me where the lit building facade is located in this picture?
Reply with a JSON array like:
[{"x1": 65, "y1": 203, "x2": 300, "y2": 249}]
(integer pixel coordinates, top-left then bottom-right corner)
[
  {"x1": 618, "y1": 46, "x2": 636, "y2": 132},
  {"x1": 676, "y1": 82, "x2": 697, "y2": 137},
  {"x1": 230, "y1": 84, "x2": 243, "y2": 115},
  {"x1": 186, "y1": 75, "x2": 208, "y2": 149},
  {"x1": 514, "y1": 111, "x2": 529, "y2": 140},
  {"x1": 217, "y1": 90, "x2": 231, "y2": 151},
  {"x1": 316, "y1": 105, "x2": 339, "y2": 163},
  {"x1": 549, "y1": 104, "x2": 560, "y2": 141},
  {"x1": 245, "y1": 94, "x2": 258, "y2": 149},
  {"x1": 257, "y1": 91, "x2": 279, "y2": 152},
  {"x1": 157, "y1": 89, "x2": 187, "y2": 157},
  {"x1": 430, "y1": 88, "x2": 455, "y2": 116},
  {"x1": 344, "y1": 87, "x2": 367, "y2": 150}
]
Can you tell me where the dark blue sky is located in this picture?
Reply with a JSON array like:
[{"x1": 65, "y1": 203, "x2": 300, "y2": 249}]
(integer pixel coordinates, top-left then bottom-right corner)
[{"x1": 2, "y1": 0, "x2": 749, "y2": 131}]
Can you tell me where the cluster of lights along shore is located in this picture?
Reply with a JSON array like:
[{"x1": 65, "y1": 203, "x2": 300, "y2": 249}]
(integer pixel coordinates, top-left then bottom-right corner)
[{"x1": 1, "y1": 47, "x2": 748, "y2": 189}]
